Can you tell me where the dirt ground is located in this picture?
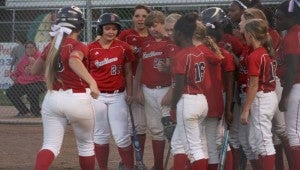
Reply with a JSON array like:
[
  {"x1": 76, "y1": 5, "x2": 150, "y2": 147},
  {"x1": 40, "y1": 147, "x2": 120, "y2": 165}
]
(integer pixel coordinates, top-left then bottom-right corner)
[{"x1": 0, "y1": 124, "x2": 174, "y2": 170}]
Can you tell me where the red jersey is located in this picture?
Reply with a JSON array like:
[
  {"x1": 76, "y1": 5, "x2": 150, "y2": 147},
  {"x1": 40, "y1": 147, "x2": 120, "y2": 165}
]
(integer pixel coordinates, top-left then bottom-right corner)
[
  {"x1": 219, "y1": 33, "x2": 244, "y2": 57},
  {"x1": 247, "y1": 47, "x2": 276, "y2": 92},
  {"x1": 140, "y1": 38, "x2": 172, "y2": 86},
  {"x1": 220, "y1": 48, "x2": 236, "y2": 91},
  {"x1": 118, "y1": 29, "x2": 150, "y2": 76},
  {"x1": 41, "y1": 38, "x2": 89, "y2": 92},
  {"x1": 238, "y1": 45, "x2": 253, "y2": 93},
  {"x1": 88, "y1": 39, "x2": 135, "y2": 91},
  {"x1": 280, "y1": 25, "x2": 300, "y2": 84}
]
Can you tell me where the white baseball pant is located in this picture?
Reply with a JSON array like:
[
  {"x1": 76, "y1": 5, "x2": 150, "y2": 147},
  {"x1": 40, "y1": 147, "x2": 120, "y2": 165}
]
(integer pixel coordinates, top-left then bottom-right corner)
[
  {"x1": 143, "y1": 85, "x2": 170, "y2": 140},
  {"x1": 249, "y1": 91, "x2": 277, "y2": 156},
  {"x1": 171, "y1": 94, "x2": 208, "y2": 163},
  {"x1": 40, "y1": 89, "x2": 95, "y2": 157},
  {"x1": 285, "y1": 83, "x2": 300, "y2": 147},
  {"x1": 93, "y1": 92, "x2": 132, "y2": 148}
]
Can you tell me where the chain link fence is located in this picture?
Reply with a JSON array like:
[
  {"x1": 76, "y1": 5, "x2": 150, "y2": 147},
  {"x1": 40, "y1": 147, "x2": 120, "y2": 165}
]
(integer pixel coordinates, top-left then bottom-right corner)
[{"x1": 0, "y1": 0, "x2": 281, "y2": 117}]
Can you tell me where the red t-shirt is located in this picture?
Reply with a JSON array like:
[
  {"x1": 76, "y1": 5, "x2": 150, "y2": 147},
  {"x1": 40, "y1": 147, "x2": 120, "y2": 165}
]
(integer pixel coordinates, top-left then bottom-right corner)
[
  {"x1": 88, "y1": 39, "x2": 135, "y2": 91},
  {"x1": 118, "y1": 29, "x2": 150, "y2": 76},
  {"x1": 41, "y1": 38, "x2": 89, "y2": 92},
  {"x1": 220, "y1": 48, "x2": 236, "y2": 91},
  {"x1": 219, "y1": 33, "x2": 244, "y2": 57},
  {"x1": 140, "y1": 38, "x2": 172, "y2": 86},
  {"x1": 281, "y1": 25, "x2": 300, "y2": 84},
  {"x1": 238, "y1": 45, "x2": 253, "y2": 93},
  {"x1": 247, "y1": 47, "x2": 276, "y2": 92}
]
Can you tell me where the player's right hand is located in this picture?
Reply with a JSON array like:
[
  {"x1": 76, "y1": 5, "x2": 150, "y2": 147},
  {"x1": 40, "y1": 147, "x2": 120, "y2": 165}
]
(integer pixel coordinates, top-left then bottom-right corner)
[
  {"x1": 89, "y1": 82, "x2": 100, "y2": 99},
  {"x1": 136, "y1": 89, "x2": 144, "y2": 105}
]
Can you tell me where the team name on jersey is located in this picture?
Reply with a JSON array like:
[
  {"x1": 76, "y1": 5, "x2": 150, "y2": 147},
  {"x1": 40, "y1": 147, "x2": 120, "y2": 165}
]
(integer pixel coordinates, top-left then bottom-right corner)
[
  {"x1": 142, "y1": 51, "x2": 163, "y2": 59},
  {"x1": 94, "y1": 57, "x2": 118, "y2": 68}
]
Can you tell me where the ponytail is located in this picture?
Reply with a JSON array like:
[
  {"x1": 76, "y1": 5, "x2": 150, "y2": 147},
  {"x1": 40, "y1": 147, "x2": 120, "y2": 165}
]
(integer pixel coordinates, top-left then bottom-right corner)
[
  {"x1": 262, "y1": 33, "x2": 275, "y2": 58},
  {"x1": 202, "y1": 35, "x2": 223, "y2": 58},
  {"x1": 45, "y1": 25, "x2": 72, "y2": 90}
]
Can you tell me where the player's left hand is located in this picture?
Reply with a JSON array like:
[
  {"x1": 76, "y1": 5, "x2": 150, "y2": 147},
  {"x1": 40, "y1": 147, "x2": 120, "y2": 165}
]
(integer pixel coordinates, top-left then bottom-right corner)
[
  {"x1": 125, "y1": 95, "x2": 133, "y2": 105},
  {"x1": 240, "y1": 110, "x2": 249, "y2": 125}
]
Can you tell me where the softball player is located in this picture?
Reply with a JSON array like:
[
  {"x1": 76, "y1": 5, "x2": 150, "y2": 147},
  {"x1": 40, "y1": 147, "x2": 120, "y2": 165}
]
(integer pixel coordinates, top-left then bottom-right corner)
[
  {"x1": 32, "y1": 6, "x2": 99, "y2": 170},
  {"x1": 118, "y1": 4, "x2": 151, "y2": 159},
  {"x1": 201, "y1": 7, "x2": 236, "y2": 170},
  {"x1": 240, "y1": 18, "x2": 277, "y2": 169},
  {"x1": 171, "y1": 14, "x2": 223, "y2": 169},
  {"x1": 88, "y1": 13, "x2": 135, "y2": 170},
  {"x1": 135, "y1": 11, "x2": 171, "y2": 170},
  {"x1": 275, "y1": 1, "x2": 300, "y2": 169}
]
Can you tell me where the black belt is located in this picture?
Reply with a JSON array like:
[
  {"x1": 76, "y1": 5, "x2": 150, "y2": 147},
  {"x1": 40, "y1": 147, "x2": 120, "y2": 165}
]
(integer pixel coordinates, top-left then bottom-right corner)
[
  {"x1": 100, "y1": 88, "x2": 125, "y2": 94},
  {"x1": 145, "y1": 85, "x2": 170, "y2": 89}
]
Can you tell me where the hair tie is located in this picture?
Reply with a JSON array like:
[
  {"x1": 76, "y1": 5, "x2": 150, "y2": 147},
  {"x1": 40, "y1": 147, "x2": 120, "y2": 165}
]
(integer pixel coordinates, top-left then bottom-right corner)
[
  {"x1": 234, "y1": 0, "x2": 248, "y2": 9},
  {"x1": 205, "y1": 23, "x2": 216, "y2": 29},
  {"x1": 288, "y1": 0, "x2": 300, "y2": 12},
  {"x1": 49, "y1": 25, "x2": 72, "y2": 49}
]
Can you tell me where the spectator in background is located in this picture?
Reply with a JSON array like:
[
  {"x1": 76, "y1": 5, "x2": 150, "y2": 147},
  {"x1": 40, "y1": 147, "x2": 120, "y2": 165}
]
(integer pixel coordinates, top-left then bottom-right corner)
[
  {"x1": 6, "y1": 41, "x2": 46, "y2": 117},
  {"x1": 9, "y1": 33, "x2": 26, "y2": 72}
]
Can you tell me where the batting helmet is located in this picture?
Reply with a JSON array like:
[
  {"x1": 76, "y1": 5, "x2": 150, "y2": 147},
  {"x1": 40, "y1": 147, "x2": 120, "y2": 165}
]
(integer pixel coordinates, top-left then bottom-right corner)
[
  {"x1": 97, "y1": 13, "x2": 122, "y2": 36},
  {"x1": 200, "y1": 7, "x2": 229, "y2": 29},
  {"x1": 56, "y1": 6, "x2": 84, "y2": 30}
]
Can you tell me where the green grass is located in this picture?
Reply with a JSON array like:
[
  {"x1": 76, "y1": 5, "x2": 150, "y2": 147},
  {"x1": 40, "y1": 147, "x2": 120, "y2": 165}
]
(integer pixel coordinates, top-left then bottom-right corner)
[{"x1": 0, "y1": 89, "x2": 13, "y2": 105}]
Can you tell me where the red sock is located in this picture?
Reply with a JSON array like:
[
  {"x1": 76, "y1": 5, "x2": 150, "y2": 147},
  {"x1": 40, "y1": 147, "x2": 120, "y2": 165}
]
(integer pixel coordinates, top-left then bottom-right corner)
[
  {"x1": 192, "y1": 159, "x2": 208, "y2": 170},
  {"x1": 258, "y1": 154, "x2": 275, "y2": 170},
  {"x1": 152, "y1": 140, "x2": 165, "y2": 170},
  {"x1": 79, "y1": 155, "x2": 95, "y2": 170},
  {"x1": 35, "y1": 149, "x2": 55, "y2": 170},
  {"x1": 94, "y1": 143, "x2": 109, "y2": 170},
  {"x1": 118, "y1": 145, "x2": 134, "y2": 170},
  {"x1": 291, "y1": 146, "x2": 300, "y2": 170},
  {"x1": 208, "y1": 163, "x2": 218, "y2": 170},
  {"x1": 225, "y1": 150, "x2": 233, "y2": 170},
  {"x1": 173, "y1": 154, "x2": 188, "y2": 170}
]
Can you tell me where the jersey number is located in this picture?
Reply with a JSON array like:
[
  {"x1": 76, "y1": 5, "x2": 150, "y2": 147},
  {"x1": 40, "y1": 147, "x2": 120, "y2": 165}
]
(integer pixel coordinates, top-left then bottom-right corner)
[
  {"x1": 111, "y1": 65, "x2": 122, "y2": 75},
  {"x1": 195, "y1": 62, "x2": 205, "y2": 82},
  {"x1": 269, "y1": 61, "x2": 276, "y2": 82}
]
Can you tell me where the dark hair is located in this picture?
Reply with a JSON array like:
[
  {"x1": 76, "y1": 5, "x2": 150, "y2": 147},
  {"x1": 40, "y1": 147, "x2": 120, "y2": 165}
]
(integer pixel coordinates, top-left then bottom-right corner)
[
  {"x1": 174, "y1": 12, "x2": 199, "y2": 39},
  {"x1": 244, "y1": 19, "x2": 275, "y2": 58},
  {"x1": 277, "y1": 0, "x2": 300, "y2": 24},
  {"x1": 25, "y1": 41, "x2": 37, "y2": 48},
  {"x1": 134, "y1": 4, "x2": 152, "y2": 14}
]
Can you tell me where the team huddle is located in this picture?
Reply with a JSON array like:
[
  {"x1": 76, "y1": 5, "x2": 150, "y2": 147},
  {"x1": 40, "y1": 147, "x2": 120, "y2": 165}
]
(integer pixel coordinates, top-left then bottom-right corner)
[{"x1": 29, "y1": 0, "x2": 300, "y2": 170}]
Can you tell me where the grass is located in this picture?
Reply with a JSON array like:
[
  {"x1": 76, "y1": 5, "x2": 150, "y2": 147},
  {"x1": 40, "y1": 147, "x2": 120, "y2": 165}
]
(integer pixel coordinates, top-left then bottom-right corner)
[{"x1": 0, "y1": 89, "x2": 12, "y2": 106}]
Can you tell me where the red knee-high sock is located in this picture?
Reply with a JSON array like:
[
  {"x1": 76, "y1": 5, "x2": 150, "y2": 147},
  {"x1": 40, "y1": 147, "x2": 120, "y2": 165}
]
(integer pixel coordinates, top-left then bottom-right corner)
[
  {"x1": 231, "y1": 147, "x2": 240, "y2": 170},
  {"x1": 94, "y1": 143, "x2": 109, "y2": 170},
  {"x1": 225, "y1": 150, "x2": 233, "y2": 170},
  {"x1": 192, "y1": 159, "x2": 208, "y2": 170},
  {"x1": 118, "y1": 145, "x2": 134, "y2": 170},
  {"x1": 173, "y1": 154, "x2": 188, "y2": 170},
  {"x1": 79, "y1": 155, "x2": 95, "y2": 170},
  {"x1": 152, "y1": 140, "x2": 165, "y2": 170},
  {"x1": 258, "y1": 154, "x2": 275, "y2": 170},
  {"x1": 208, "y1": 163, "x2": 218, "y2": 170},
  {"x1": 291, "y1": 146, "x2": 300, "y2": 170},
  {"x1": 274, "y1": 144, "x2": 285, "y2": 170},
  {"x1": 35, "y1": 149, "x2": 55, "y2": 170}
]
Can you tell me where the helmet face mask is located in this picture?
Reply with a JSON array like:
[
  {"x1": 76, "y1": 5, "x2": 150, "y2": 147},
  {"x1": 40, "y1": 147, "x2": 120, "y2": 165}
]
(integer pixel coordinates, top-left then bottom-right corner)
[
  {"x1": 200, "y1": 7, "x2": 229, "y2": 29},
  {"x1": 97, "y1": 13, "x2": 123, "y2": 36},
  {"x1": 56, "y1": 6, "x2": 85, "y2": 30}
]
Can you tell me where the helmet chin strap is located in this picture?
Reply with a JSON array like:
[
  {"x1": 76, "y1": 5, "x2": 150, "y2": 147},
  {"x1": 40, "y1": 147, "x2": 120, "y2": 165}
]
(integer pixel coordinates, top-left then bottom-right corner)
[{"x1": 49, "y1": 24, "x2": 72, "y2": 49}]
